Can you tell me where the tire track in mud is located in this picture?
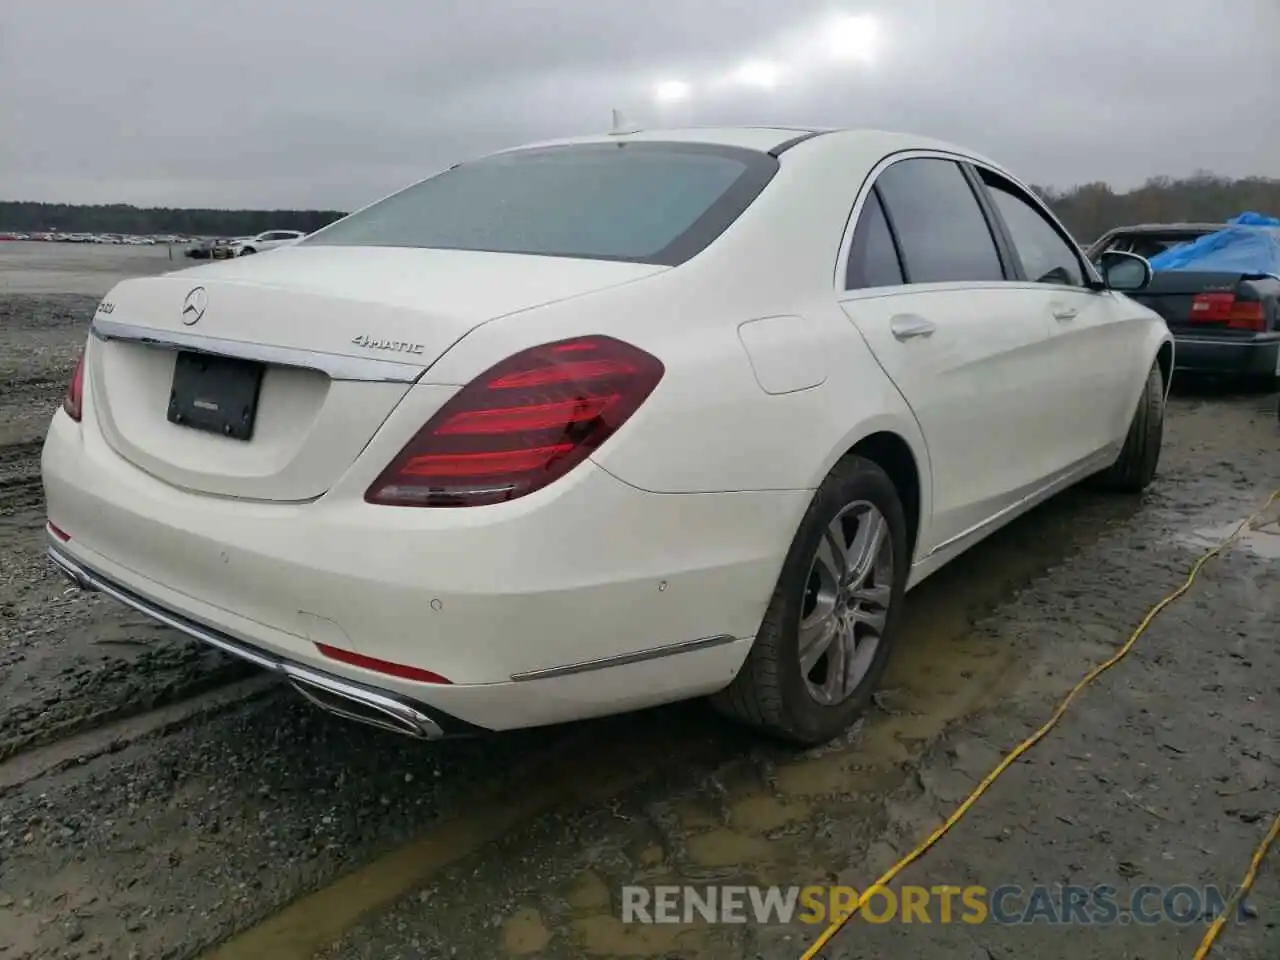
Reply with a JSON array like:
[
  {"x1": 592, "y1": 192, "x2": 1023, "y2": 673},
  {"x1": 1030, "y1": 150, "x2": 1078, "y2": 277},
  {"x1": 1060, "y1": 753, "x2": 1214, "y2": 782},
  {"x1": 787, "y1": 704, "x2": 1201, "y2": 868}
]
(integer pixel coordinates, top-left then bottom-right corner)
[
  {"x1": 0, "y1": 439, "x2": 258, "y2": 764},
  {"x1": 0, "y1": 440, "x2": 44, "y2": 516},
  {"x1": 0, "y1": 294, "x2": 257, "y2": 765}
]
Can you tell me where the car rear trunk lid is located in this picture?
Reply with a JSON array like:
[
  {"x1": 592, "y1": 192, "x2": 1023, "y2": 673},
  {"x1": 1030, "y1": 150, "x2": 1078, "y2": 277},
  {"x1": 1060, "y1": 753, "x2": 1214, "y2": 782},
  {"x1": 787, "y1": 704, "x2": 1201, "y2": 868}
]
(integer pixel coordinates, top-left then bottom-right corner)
[{"x1": 86, "y1": 246, "x2": 666, "y2": 501}]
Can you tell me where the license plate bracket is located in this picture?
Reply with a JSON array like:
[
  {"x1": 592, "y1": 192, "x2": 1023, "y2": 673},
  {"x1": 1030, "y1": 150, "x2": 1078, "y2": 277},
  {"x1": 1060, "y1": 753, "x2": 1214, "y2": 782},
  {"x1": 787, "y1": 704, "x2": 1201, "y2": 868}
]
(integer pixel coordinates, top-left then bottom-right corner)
[{"x1": 167, "y1": 351, "x2": 264, "y2": 441}]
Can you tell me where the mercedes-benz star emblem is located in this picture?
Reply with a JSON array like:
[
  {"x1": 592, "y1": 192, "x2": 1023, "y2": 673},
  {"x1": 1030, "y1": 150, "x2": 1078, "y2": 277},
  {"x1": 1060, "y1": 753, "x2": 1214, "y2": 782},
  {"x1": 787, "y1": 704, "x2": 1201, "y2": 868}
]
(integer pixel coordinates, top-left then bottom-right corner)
[{"x1": 181, "y1": 287, "x2": 208, "y2": 326}]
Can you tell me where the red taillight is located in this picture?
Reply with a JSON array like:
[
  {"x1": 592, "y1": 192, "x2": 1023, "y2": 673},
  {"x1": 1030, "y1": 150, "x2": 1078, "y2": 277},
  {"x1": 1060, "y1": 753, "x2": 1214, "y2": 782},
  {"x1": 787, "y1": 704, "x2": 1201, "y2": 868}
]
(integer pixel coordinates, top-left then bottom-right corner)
[
  {"x1": 1189, "y1": 293, "x2": 1267, "y2": 332},
  {"x1": 314, "y1": 643, "x2": 452, "y2": 684},
  {"x1": 365, "y1": 335, "x2": 664, "y2": 507},
  {"x1": 48, "y1": 522, "x2": 71, "y2": 542},
  {"x1": 63, "y1": 353, "x2": 84, "y2": 422}
]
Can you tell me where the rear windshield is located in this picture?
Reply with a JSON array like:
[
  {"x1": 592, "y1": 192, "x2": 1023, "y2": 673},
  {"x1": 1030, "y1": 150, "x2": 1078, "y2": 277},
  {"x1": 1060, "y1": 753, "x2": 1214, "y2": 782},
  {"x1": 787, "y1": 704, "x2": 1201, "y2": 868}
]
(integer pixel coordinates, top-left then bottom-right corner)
[
  {"x1": 303, "y1": 141, "x2": 778, "y2": 266},
  {"x1": 1101, "y1": 232, "x2": 1214, "y2": 259}
]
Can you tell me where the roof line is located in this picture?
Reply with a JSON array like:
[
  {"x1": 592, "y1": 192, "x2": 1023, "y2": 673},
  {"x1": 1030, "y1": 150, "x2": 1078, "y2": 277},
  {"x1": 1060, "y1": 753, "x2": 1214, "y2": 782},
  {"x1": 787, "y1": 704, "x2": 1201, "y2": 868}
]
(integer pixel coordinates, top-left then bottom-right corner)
[{"x1": 768, "y1": 130, "x2": 828, "y2": 157}]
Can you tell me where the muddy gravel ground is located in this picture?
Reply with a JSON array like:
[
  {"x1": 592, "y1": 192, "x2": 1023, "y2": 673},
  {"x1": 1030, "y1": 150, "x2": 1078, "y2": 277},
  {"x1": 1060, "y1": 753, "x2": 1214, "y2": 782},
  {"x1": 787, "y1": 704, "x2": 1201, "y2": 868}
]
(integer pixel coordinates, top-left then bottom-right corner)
[
  {"x1": 0, "y1": 280, "x2": 254, "y2": 766},
  {"x1": 0, "y1": 243, "x2": 1276, "y2": 960}
]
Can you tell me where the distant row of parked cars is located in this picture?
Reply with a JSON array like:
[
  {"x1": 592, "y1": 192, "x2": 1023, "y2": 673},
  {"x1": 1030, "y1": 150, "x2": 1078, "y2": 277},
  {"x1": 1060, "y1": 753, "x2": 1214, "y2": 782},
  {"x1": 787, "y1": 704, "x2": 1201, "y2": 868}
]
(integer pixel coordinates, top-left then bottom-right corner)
[
  {"x1": 184, "y1": 230, "x2": 307, "y2": 260},
  {"x1": 0, "y1": 229, "x2": 309, "y2": 257},
  {"x1": 0, "y1": 231, "x2": 175, "y2": 244}
]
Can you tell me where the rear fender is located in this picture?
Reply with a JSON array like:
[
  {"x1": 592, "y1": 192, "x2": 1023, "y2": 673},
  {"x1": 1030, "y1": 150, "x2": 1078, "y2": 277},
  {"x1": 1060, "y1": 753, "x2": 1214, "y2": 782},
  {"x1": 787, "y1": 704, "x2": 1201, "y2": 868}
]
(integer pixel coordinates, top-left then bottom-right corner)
[{"x1": 811, "y1": 411, "x2": 934, "y2": 566}]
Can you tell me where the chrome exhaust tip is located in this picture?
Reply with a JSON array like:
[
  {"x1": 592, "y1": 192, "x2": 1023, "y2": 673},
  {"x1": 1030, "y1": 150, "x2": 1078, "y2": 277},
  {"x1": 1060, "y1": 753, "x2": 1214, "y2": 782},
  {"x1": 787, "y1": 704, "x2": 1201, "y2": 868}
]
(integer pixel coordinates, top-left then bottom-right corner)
[
  {"x1": 284, "y1": 668, "x2": 445, "y2": 741},
  {"x1": 49, "y1": 551, "x2": 94, "y2": 592}
]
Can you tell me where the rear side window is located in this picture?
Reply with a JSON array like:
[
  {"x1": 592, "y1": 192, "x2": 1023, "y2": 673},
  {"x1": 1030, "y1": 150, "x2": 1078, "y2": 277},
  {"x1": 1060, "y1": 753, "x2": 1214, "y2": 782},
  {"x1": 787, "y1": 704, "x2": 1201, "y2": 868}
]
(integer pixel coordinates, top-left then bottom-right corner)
[
  {"x1": 845, "y1": 188, "x2": 905, "y2": 289},
  {"x1": 303, "y1": 142, "x2": 778, "y2": 266},
  {"x1": 873, "y1": 158, "x2": 1005, "y2": 283},
  {"x1": 979, "y1": 170, "x2": 1084, "y2": 286}
]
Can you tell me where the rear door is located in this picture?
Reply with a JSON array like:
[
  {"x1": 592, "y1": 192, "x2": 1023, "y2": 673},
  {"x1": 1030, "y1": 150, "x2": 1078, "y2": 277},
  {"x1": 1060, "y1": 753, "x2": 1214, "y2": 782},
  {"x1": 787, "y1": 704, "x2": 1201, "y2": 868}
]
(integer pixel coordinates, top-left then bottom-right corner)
[
  {"x1": 838, "y1": 156, "x2": 1062, "y2": 553},
  {"x1": 972, "y1": 165, "x2": 1145, "y2": 455}
]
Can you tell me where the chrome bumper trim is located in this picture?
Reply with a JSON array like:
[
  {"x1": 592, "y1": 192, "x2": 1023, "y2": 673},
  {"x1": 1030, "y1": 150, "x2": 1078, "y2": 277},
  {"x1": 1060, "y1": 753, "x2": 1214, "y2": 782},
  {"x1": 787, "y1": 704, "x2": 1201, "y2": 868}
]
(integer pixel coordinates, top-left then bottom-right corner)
[
  {"x1": 47, "y1": 540, "x2": 444, "y2": 740},
  {"x1": 508, "y1": 632, "x2": 739, "y2": 682}
]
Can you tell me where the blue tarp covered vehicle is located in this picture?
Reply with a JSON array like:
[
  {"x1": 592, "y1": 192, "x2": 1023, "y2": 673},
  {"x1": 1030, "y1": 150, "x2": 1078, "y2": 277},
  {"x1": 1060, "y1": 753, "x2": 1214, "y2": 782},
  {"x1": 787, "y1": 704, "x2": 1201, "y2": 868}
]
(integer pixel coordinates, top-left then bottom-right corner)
[
  {"x1": 1089, "y1": 213, "x2": 1280, "y2": 387},
  {"x1": 1146, "y1": 212, "x2": 1280, "y2": 277}
]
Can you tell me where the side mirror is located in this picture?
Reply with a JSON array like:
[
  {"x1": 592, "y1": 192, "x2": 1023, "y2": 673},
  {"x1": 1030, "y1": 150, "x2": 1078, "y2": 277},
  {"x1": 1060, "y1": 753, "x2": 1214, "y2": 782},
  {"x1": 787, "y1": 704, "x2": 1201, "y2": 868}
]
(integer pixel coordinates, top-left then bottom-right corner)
[{"x1": 1095, "y1": 250, "x2": 1153, "y2": 292}]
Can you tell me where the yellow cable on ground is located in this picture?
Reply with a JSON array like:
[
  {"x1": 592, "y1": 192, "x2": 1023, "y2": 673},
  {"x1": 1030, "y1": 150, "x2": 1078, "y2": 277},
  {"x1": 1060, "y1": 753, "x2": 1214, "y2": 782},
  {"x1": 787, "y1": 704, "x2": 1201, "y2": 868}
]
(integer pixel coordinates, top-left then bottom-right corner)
[
  {"x1": 799, "y1": 487, "x2": 1279, "y2": 960},
  {"x1": 1191, "y1": 810, "x2": 1280, "y2": 960}
]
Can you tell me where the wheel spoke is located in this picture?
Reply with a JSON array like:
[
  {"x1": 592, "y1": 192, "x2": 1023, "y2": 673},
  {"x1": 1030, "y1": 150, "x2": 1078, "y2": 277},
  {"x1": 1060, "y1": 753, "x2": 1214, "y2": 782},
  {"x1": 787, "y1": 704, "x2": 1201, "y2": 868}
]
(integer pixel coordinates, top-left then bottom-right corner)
[
  {"x1": 814, "y1": 526, "x2": 847, "y2": 585},
  {"x1": 849, "y1": 604, "x2": 888, "y2": 634},
  {"x1": 850, "y1": 582, "x2": 892, "y2": 610},
  {"x1": 845, "y1": 509, "x2": 888, "y2": 588},
  {"x1": 798, "y1": 611, "x2": 838, "y2": 674},
  {"x1": 817, "y1": 623, "x2": 855, "y2": 702}
]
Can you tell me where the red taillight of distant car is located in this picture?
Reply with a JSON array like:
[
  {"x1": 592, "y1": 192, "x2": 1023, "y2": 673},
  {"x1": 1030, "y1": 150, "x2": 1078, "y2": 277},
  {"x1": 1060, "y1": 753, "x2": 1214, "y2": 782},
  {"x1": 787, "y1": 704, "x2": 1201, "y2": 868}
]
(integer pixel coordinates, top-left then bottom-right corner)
[
  {"x1": 365, "y1": 335, "x2": 664, "y2": 507},
  {"x1": 1189, "y1": 292, "x2": 1267, "y2": 332}
]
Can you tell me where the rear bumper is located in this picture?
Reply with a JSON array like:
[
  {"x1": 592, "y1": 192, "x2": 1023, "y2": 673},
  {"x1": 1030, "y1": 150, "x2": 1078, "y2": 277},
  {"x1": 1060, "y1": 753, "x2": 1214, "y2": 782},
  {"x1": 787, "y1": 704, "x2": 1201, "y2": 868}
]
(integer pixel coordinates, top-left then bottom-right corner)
[
  {"x1": 42, "y1": 410, "x2": 800, "y2": 732},
  {"x1": 49, "y1": 541, "x2": 462, "y2": 739},
  {"x1": 1172, "y1": 333, "x2": 1280, "y2": 379}
]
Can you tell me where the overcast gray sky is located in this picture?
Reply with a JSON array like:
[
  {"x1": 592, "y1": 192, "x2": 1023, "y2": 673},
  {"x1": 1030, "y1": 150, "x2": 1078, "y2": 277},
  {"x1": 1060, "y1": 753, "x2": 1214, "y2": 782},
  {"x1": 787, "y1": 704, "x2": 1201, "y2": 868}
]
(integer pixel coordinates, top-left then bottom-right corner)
[{"x1": 1, "y1": 0, "x2": 1276, "y2": 210}]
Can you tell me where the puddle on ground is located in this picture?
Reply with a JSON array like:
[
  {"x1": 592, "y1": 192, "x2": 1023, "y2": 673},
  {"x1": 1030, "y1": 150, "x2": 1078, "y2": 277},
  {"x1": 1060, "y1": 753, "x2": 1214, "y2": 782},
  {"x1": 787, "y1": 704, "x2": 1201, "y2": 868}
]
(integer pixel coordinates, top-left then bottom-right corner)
[{"x1": 1178, "y1": 515, "x2": 1280, "y2": 560}]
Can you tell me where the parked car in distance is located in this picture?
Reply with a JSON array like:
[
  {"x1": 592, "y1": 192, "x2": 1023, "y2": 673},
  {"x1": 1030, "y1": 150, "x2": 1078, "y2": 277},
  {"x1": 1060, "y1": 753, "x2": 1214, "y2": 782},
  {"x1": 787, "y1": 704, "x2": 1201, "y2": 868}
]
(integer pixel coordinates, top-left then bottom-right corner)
[
  {"x1": 43, "y1": 126, "x2": 1172, "y2": 746},
  {"x1": 211, "y1": 237, "x2": 253, "y2": 260},
  {"x1": 231, "y1": 230, "x2": 307, "y2": 257},
  {"x1": 1088, "y1": 222, "x2": 1280, "y2": 388},
  {"x1": 186, "y1": 238, "x2": 234, "y2": 260}
]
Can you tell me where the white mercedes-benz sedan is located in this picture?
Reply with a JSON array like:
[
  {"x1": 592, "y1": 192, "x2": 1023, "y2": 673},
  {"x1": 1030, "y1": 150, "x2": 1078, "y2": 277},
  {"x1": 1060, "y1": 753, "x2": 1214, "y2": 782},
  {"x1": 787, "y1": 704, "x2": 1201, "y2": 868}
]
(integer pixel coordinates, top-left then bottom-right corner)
[{"x1": 42, "y1": 127, "x2": 1172, "y2": 745}]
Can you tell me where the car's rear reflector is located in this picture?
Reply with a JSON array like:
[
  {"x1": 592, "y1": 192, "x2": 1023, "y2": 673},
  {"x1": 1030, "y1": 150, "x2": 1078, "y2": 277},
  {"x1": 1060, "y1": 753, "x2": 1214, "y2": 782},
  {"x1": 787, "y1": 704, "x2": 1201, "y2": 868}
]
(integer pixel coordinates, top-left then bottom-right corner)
[
  {"x1": 314, "y1": 643, "x2": 452, "y2": 684},
  {"x1": 365, "y1": 335, "x2": 664, "y2": 507},
  {"x1": 47, "y1": 521, "x2": 71, "y2": 542},
  {"x1": 1189, "y1": 292, "x2": 1267, "y2": 332}
]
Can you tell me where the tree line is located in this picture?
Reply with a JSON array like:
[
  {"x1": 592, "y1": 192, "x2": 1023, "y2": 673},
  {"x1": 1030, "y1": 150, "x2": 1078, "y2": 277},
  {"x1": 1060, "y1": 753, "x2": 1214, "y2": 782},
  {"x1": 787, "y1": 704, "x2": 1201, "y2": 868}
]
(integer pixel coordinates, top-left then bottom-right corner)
[
  {"x1": 0, "y1": 202, "x2": 345, "y2": 237},
  {"x1": 1, "y1": 172, "x2": 1277, "y2": 242},
  {"x1": 1030, "y1": 172, "x2": 1280, "y2": 242}
]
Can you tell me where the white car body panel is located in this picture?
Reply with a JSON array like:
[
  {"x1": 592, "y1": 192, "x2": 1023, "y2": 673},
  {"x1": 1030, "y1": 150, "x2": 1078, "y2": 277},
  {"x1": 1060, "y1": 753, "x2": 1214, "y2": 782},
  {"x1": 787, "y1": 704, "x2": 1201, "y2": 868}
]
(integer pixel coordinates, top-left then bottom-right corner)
[
  {"x1": 842, "y1": 282, "x2": 1068, "y2": 552},
  {"x1": 42, "y1": 126, "x2": 1172, "y2": 737},
  {"x1": 736, "y1": 316, "x2": 828, "y2": 395}
]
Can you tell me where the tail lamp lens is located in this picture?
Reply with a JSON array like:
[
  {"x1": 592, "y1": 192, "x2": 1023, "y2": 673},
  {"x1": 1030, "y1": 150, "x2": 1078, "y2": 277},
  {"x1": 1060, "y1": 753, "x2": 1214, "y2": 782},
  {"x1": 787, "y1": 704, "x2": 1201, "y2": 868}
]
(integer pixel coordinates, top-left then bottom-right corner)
[
  {"x1": 1190, "y1": 293, "x2": 1267, "y2": 332},
  {"x1": 365, "y1": 335, "x2": 664, "y2": 507},
  {"x1": 63, "y1": 352, "x2": 85, "y2": 422}
]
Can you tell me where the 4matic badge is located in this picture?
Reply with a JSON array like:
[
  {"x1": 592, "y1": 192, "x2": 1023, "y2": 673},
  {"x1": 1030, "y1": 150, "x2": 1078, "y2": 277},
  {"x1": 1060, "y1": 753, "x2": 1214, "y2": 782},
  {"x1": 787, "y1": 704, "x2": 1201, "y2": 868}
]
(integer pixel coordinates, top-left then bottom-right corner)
[{"x1": 351, "y1": 335, "x2": 426, "y2": 356}]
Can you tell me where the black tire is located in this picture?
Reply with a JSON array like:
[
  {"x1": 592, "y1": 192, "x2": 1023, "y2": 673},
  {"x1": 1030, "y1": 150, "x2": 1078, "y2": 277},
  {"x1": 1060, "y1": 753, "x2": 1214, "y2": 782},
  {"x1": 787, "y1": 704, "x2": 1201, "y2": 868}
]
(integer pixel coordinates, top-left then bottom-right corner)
[
  {"x1": 1092, "y1": 362, "x2": 1164, "y2": 493},
  {"x1": 238, "y1": 247, "x2": 256, "y2": 256},
  {"x1": 711, "y1": 456, "x2": 909, "y2": 745}
]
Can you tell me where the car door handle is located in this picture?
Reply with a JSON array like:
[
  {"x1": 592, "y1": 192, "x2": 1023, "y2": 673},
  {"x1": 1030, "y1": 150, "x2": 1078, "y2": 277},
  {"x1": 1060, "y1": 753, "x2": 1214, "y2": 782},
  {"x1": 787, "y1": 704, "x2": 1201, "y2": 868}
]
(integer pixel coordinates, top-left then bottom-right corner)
[
  {"x1": 1052, "y1": 307, "x2": 1079, "y2": 321},
  {"x1": 890, "y1": 315, "x2": 936, "y2": 341}
]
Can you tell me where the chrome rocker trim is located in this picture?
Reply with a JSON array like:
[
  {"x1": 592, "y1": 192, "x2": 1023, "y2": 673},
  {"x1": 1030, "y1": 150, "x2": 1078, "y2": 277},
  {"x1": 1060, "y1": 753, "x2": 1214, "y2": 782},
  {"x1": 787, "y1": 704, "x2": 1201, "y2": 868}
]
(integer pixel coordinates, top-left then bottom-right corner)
[{"x1": 508, "y1": 633, "x2": 739, "y2": 681}]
